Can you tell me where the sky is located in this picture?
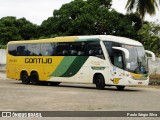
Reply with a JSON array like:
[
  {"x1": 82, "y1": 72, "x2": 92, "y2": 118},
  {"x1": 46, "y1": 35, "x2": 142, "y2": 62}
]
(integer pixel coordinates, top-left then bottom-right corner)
[{"x1": 0, "y1": 0, "x2": 160, "y2": 25}]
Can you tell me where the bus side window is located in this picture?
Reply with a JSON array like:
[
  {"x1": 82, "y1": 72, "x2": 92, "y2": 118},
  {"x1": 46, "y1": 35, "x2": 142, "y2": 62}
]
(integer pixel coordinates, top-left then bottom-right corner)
[
  {"x1": 96, "y1": 46, "x2": 105, "y2": 59},
  {"x1": 87, "y1": 41, "x2": 104, "y2": 59},
  {"x1": 40, "y1": 43, "x2": 54, "y2": 56},
  {"x1": 8, "y1": 44, "x2": 17, "y2": 56},
  {"x1": 17, "y1": 44, "x2": 28, "y2": 56},
  {"x1": 70, "y1": 42, "x2": 86, "y2": 56},
  {"x1": 54, "y1": 42, "x2": 70, "y2": 56},
  {"x1": 87, "y1": 42, "x2": 96, "y2": 56},
  {"x1": 28, "y1": 44, "x2": 41, "y2": 56}
]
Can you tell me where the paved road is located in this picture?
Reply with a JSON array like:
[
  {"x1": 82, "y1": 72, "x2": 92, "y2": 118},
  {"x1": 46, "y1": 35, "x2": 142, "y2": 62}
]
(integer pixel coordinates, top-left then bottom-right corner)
[
  {"x1": 0, "y1": 71, "x2": 160, "y2": 111},
  {"x1": 0, "y1": 72, "x2": 160, "y2": 119}
]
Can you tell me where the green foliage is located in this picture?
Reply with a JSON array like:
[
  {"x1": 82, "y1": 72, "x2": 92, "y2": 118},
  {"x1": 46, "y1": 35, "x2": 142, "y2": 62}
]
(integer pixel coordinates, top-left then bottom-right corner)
[
  {"x1": 17, "y1": 18, "x2": 38, "y2": 40},
  {"x1": 125, "y1": 0, "x2": 158, "y2": 22},
  {"x1": 138, "y1": 22, "x2": 160, "y2": 56},
  {"x1": 0, "y1": 17, "x2": 38, "y2": 45},
  {"x1": 0, "y1": 17, "x2": 22, "y2": 44},
  {"x1": 0, "y1": 45, "x2": 7, "y2": 49},
  {"x1": 39, "y1": 0, "x2": 141, "y2": 39}
]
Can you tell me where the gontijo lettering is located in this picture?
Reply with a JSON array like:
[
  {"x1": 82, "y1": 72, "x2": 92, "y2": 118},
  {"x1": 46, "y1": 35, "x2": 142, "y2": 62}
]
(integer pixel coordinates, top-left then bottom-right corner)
[{"x1": 25, "y1": 58, "x2": 52, "y2": 64}]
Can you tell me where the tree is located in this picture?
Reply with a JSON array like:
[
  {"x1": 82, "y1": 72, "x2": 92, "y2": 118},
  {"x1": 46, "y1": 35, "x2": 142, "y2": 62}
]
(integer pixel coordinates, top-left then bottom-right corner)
[
  {"x1": 39, "y1": 0, "x2": 141, "y2": 39},
  {"x1": 0, "y1": 17, "x2": 38, "y2": 45},
  {"x1": 125, "y1": 0, "x2": 158, "y2": 24},
  {"x1": 0, "y1": 17, "x2": 22, "y2": 44},
  {"x1": 17, "y1": 18, "x2": 38, "y2": 40},
  {"x1": 138, "y1": 22, "x2": 160, "y2": 56}
]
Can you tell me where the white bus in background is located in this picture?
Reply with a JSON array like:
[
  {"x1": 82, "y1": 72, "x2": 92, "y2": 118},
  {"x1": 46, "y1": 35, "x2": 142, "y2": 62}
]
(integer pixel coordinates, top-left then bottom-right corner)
[{"x1": 6, "y1": 35, "x2": 155, "y2": 90}]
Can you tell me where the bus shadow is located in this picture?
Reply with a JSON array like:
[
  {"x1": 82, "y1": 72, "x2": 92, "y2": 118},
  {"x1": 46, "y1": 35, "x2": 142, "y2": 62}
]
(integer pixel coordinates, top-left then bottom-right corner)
[
  {"x1": 11, "y1": 82, "x2": 141, "y2": 92},
  {"x1": 58, "y1": 84, "x2": 140, "y2": 92}
]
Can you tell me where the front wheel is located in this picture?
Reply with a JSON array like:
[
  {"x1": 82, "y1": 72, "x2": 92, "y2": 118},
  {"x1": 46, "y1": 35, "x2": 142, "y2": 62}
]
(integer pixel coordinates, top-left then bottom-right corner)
[
  {"x1": 95, "y1": 74, "x2": 105, "y2": 90},
  {"x1": 116, "y1": 86, "x2": 125, "y2": 91}
]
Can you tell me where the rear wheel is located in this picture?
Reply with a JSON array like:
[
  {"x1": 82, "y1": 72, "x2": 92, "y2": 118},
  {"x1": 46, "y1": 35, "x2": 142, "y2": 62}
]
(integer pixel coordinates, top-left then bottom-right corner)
[
  {"x1": 94, "y1": 74, "x2": 105, "y2": 89},
  {"x1": 116, "y1": 86, "x2": 125, "y2": 91},
  {"x1": 21, "y1": 72, "x2": 30, "y2": 84},
  {"x1": 30, "y1": 72, "x2": 40, "y2": 85}
]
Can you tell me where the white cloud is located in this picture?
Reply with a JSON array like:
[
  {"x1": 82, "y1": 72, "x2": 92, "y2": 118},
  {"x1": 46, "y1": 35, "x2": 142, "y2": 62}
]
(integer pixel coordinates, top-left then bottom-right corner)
[
  {"x1": 0, "y1": 0, "x2": 72, "y2": 25},
  {"x1": 112, "y1": 0, "x2": 127, "y2": 14}
]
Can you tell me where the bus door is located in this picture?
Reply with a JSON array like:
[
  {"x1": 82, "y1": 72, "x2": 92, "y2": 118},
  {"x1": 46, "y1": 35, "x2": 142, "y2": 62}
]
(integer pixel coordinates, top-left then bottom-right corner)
[{"x1": 109, "y1": 49, "x2": 125, "y2": 85}]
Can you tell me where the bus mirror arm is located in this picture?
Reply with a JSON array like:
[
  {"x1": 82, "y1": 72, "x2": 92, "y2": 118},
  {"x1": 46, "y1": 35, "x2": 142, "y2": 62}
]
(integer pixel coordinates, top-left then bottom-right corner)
[
  {"x1": 112, "y1": 47, "x2": 129, "y2": 60},
  {"x1": 145, "y1": 50, "x2": 155, "y2": 61}
]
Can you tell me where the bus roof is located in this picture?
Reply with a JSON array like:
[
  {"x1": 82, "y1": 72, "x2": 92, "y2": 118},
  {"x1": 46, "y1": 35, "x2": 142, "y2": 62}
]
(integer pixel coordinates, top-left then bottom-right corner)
[
  {"x1": 78, "y1": 35, "x2": 142, "y2": 46},
  {"x1": 8, "y1": 35, "x2": 142, "y2": 46}
]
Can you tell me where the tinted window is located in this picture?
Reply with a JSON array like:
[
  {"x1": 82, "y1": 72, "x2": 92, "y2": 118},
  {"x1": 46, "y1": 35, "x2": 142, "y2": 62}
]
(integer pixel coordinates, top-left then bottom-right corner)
[
  {"x1": 8, "y1": 44, "x2": 17, "y2": 56},
  {"x1": 104, "y1": 42, "x2": 121, "y2": 56},
  {"x1": 17, "y1": 44, "x2": 28, "y2": 56},
  {"x1": 54, "y1": 42, "x2": 70, "y2": 56},
  {"x1": 70, "y1": 42, "x2": 86, "y2": 56},
  {"x1": 40, "y1": 43, "x2": 55, "y2": 56},
  {"x1": 28, "y1": 44, "x2": 41, "y2": 56},
  {"x1": 104, "y1": 42, "x2": 112, "y2": 56},
  {"x1": 8, "y1": 41, "x2": 104, "y2": 58},
  {"x1": 87, "y1": 41, "x2": 104, "y2": 59},
  {"x1": 104, "y1": 41, "x2": 124, "y2": 68},
  {"x1": 87, "y1": 41, "x2": 97, "y2": 55}
]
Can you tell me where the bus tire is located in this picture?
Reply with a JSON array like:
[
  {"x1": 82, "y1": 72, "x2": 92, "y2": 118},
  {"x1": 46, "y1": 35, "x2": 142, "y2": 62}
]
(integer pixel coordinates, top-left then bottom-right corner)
[
  {"x1": 30, "y1": 72, "x2": 40, "y2": 85},
  {"x1": 20, "y1": 72, "x2": 30, "y2": 84},
  {"x1": 116, "y1": 86, "x2": 125, "y2": 91},
  {"x1": 50, "y1": 82, "x2": 61, "y2": 86},
  {"x1": 94, "y1": 74, "x2": 105, "y2": 90}
]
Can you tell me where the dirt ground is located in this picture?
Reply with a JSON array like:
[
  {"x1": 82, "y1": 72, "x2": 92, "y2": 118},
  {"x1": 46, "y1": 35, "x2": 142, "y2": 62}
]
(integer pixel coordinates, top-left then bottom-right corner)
[
  {"x1": 0, "y1": 71, "x2": 160, "y2": 111},
  {"x1": 0, "y1": 71, "x2": 160, "y2": 120}
]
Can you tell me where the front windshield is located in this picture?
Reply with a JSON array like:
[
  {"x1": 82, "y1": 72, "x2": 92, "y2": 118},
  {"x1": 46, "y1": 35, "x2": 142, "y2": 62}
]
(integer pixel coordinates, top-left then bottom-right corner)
[
  {"x1": 103, "y1": 41, "x2": 148, "y2": 74},
  {"x1": 122, "y1": 45, "x2": 148, "y2": 74}
]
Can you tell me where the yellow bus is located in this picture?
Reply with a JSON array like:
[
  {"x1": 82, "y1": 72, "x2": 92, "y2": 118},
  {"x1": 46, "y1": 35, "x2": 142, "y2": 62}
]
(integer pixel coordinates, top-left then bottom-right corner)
[{"x1": 6, "y1": 35, "x2": 155, "y2": 90}]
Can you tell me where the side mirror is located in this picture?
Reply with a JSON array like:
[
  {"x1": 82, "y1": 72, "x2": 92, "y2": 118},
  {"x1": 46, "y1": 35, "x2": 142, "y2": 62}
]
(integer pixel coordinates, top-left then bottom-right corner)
[
  {"x1": 145, "y1": 50, "x2": 155, "y2": 61},
  {"x1": 112, "y1": 47, "x2": 129, "y2": 60}
]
